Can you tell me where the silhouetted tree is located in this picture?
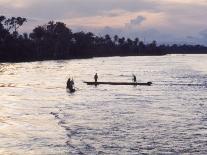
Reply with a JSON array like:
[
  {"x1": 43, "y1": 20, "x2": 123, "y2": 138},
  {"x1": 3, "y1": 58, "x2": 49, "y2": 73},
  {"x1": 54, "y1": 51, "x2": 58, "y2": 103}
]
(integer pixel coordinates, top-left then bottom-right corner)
[
  {"x1": 2, "y1": 15, "x2": 206, "y2": 63},
  {"x1": 118, "y1": 37, "x2": 125, "y2": 46},
  {"x1": 5, "y1": 17, "x2": 26, "y2": 36},
  {"x1": 113, "y1": 35, "x2": 119, "y2": 45},
  {"x1": 0, "y1": 16, "x2": 9, "y2": 42}
]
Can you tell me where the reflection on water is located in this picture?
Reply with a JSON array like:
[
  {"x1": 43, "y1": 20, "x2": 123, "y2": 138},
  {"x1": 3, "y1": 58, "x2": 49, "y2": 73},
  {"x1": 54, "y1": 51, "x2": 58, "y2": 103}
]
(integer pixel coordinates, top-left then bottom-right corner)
[{"x1": 0, "y1": 55, "x2": 207, "y2": 154}]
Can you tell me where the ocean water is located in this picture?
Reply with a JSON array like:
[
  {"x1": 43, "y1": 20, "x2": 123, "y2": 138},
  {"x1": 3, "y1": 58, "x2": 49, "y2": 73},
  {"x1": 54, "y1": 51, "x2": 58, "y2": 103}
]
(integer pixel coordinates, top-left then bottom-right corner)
[{"x1": 0, "y1": 55, "x2": 207, "y2": 154}]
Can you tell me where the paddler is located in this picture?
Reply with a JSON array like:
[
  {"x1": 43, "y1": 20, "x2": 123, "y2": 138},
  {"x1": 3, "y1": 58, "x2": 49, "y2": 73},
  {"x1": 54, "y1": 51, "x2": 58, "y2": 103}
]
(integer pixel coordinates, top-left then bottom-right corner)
[
  {"x1": 132, "y1": 74, "x2": 137, "y2": 83},
  {"x1": 94, "y1": 73, "x2": 98, "y2": 82}
]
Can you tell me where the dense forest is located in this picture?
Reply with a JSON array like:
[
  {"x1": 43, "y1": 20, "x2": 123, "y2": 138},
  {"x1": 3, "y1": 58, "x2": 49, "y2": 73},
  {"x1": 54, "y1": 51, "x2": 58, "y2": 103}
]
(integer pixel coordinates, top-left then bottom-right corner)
[{"x1": 0, "y1": 16, "x2": 207, "y2": 62}]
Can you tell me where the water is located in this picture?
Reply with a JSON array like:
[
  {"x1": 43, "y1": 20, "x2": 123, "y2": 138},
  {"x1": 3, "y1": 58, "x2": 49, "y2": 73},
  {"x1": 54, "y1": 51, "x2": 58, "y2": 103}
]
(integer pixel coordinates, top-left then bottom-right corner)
[{"x1": 0, "y1": 55, "x2": 207, "y2": 154}]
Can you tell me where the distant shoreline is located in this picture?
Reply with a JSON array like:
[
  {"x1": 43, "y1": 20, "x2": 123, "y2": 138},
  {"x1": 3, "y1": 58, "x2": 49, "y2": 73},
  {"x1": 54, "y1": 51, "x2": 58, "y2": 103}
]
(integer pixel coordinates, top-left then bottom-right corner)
[
  {"x1": 2, "y1": 53, "x2": 207, "y2": 63},
  {"x1": 0, "y1": 53, "x2": 165, "y2": 63}
]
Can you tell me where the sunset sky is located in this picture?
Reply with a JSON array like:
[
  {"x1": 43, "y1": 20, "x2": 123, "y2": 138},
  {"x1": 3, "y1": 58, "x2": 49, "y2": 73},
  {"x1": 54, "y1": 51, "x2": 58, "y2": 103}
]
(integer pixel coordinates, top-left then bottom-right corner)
[{"x1": 0, "y1": 0, "x2": 207, "y2": 45}]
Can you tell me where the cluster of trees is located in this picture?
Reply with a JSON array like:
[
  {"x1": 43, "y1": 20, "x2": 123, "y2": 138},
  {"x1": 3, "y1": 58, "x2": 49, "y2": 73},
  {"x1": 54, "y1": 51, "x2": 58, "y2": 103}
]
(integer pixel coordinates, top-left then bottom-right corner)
[
  {"x1": 160, "y1": 44, "x2": 207, "y2": 54},
  {"x1": 0, "y1": 16, "x2": 30, "y2": 61},
  {"x1": 0, "y1": 16, "x2": 165, "y2": 62},
  {"x1": 0, "y1": 15, "x2": 207, "y2": 62}
]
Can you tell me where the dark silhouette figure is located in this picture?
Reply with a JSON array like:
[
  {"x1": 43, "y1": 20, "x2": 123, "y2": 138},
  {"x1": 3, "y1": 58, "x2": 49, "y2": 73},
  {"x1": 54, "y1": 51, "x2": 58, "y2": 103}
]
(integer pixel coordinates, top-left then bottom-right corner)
[
  {"x1": 94, "y1": 73, "x2": 98, "y2": 82},
  {"x1": 67, "y1": 78, "x2": 75, "y2": 93},
  {"x1": 132, "y1": 74, "x2": 137, "y2": 83},
  {"x1": 66, "y1": 78, "x2": 71, "y2": 87}
]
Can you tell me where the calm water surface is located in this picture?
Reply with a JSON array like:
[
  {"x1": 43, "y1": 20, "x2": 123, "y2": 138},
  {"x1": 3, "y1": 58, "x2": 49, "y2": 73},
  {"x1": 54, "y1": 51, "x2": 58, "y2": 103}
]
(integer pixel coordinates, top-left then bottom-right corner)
[{"x1": 0, "y1": 55, "x2": 207, "y2": 154}]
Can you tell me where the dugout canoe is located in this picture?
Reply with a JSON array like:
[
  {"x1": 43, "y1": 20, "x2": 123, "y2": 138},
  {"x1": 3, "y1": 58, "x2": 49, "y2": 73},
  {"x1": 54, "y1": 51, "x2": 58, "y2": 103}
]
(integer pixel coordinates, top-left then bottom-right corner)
[{"x1": 83, "y1": 81, "x2": 152, "y2": 86}]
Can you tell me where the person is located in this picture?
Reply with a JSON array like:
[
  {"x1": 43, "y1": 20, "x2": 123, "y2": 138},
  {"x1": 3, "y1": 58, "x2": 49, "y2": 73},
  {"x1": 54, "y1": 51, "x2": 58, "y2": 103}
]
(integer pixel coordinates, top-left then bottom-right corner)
[
  {"x1": 67, "y1": 78, "x2": 75, "y2": 92},
  {"x1": 132, "y1": 74, "x2": 137, "y2": 83},
  {"x1": 94, "y1": 73, "x2": 98, "y2": 82},
  {"x1": 67, "y1": 78, "x2": 71, "y2": 88}
]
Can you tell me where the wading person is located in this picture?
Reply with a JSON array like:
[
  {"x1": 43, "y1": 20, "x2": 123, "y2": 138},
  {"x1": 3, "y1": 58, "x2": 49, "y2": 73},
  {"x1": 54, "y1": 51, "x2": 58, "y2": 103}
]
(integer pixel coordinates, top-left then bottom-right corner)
[
  {"x1": 67, "y1": 78, "x2": 75, "y2": 93},
  {"x1": 94, "y1": 73, "x2": 98, "y2": 82},
  {"x1": 132, "y1": 74, "x2": 137, "y2": 83},
  {"x1": 67, "y1": 78, "x2": 71, "y2": 88}
]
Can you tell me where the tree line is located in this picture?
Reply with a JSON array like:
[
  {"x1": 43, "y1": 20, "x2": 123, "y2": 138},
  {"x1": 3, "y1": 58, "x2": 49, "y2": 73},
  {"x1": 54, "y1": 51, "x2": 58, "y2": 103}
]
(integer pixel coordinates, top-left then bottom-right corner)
[{"x1": 0, "y1": 15, "x2": 207, "y2": 62}]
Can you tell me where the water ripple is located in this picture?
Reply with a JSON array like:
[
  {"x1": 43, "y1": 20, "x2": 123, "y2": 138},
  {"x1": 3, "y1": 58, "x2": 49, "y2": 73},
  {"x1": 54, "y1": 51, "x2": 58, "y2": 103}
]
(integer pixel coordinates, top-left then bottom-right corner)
[{"x1": 1, "y1": 55, "x2": 207, "y2": 154}]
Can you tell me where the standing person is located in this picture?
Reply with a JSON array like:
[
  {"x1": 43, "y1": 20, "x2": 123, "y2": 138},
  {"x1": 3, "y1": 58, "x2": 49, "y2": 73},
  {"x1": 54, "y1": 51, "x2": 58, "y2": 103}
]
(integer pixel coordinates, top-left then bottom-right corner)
[
  {"x1": 132, "y1": 74, "x2": 137, "y2": 83},
  {"x1": 94, "y1": 73, "x2": 98, "y2": 82},
  {"x1": 67, "y1": 78, "x2": 71, "y2": 88}
]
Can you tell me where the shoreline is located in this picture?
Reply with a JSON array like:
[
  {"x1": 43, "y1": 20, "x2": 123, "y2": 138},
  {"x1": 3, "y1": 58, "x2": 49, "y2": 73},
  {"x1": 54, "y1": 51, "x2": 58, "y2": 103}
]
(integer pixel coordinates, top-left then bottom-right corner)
[{"x1": 0, "y1": 53, "x2": 167, "y2": 63}]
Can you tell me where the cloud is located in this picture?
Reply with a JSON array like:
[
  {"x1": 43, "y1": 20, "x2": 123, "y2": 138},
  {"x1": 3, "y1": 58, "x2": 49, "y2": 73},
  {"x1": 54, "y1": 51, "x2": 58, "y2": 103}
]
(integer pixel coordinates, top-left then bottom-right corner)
[
  {"x1": 129, "y1": 16, "x2": 146, "y2": 25},
  {"x1": 1, "y1": 0, "x2": 207, "y2": 45},
  {"x1": 0, "y1": 0, "x2": 159, "y2": 19},
  {"x1": 159, "y1": 0, "x2": 207, "y2": 5}
]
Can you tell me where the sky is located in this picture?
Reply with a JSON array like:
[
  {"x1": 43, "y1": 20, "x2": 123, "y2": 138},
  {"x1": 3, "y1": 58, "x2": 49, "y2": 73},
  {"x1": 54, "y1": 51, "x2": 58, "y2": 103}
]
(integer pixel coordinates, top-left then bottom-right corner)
[{"x1": 0, "y1": 0, "x2": 207, "y2": 45}]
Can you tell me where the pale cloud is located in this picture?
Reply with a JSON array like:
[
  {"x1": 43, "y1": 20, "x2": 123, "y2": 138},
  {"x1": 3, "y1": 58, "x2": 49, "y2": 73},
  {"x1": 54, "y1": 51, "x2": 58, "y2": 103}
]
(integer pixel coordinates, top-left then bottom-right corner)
[
  {"x1": 66, "y1": 11, "x2": 167, "y2": 30},
  {"x1": 65, "y1": 11, "x2": 145, "y2": 28},
  {"x1": 158, "y1": 0, "x2": 207, "y2": 5},
  {"x1": 0, "y1": 0, "x2": 31, "y2": 8},
  {"x1": 0, "y1": 0, "x2": 159, "y2": 19},
  {"x1": 129, "y1": 16, "x2": 146, "y2": 25},
  {"x1": 0, "y1": 0, "x2": 207, "y2": 45}
]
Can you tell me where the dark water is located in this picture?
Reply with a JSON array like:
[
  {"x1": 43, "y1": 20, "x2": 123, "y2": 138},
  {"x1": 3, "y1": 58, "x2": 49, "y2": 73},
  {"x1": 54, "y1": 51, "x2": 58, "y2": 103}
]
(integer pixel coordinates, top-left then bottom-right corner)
[{"x1": 0, "y1": 55, "x2": 207, "y2": 154}]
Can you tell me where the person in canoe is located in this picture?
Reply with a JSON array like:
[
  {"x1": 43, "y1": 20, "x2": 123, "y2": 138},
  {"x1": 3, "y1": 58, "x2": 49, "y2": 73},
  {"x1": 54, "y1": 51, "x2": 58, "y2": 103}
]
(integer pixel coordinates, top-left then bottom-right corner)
[
  {"x1": 67, "y1": 78, "x2": 75, "y2": 93},
  {"x1": 132, "y1": 74, "x2": 137, "y2": 83},
  {"x1": 94, "y1": 73, "x2": 98, "y2": 82}
]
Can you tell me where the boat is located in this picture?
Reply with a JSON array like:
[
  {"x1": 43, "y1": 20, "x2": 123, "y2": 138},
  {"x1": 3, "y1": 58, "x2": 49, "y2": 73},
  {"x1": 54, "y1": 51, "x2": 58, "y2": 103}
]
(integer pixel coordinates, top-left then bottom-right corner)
[{"x1": 83, "y1": 81, "x2": 152, "y2": 86}]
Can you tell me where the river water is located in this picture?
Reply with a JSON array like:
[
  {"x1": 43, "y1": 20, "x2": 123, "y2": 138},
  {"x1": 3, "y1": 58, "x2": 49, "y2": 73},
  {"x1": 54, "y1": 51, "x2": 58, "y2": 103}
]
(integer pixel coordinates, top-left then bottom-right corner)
[{"x1": 0, "y1": 55, "x2": 207, "y2": 154}]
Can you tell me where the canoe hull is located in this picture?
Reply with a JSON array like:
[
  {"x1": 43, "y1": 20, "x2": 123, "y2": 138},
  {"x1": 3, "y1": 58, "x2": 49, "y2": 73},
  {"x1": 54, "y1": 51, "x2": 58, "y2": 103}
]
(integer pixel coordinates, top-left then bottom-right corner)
[{"x1": 84, "y1": 81, "x2": 152, "y2": 86}]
